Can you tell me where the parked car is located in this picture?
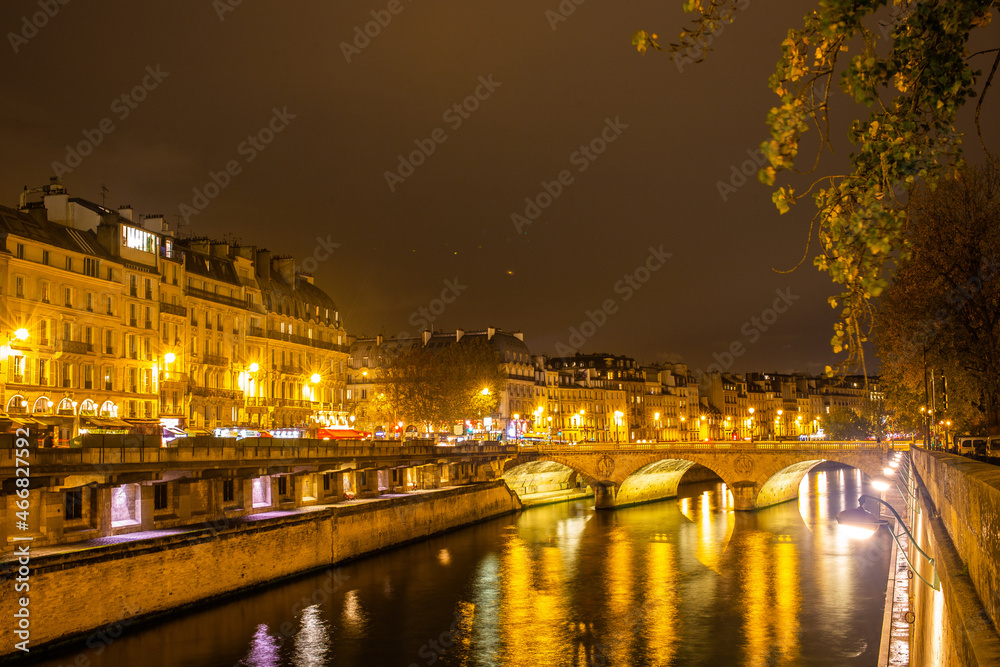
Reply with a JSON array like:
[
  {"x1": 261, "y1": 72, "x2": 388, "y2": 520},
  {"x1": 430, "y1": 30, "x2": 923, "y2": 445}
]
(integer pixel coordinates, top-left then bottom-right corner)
[{"x1": 954, "y1": 436, "x2": 986, "y2": 455}]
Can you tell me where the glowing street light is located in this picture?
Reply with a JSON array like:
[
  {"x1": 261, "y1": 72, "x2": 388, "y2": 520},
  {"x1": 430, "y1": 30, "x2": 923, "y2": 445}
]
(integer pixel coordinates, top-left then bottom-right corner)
[
  {"x1": 836, "y1": 495, "x2": 939, "y2": 589},
  {"x1": 248, "y1": 362, "x2": 259, "y2": 373},
  {"x1": 163, "y1": 352, "x2": 176, "y2": 364},
  {"x1": 13, "y1": 328, "x2": 29, "y2": 341},
  {"x1": 310, "y1": 373, "x2": 322, "y2": 384},
  {"x1": 481, "y1": 387, "x2": 490, "y2": 396}
]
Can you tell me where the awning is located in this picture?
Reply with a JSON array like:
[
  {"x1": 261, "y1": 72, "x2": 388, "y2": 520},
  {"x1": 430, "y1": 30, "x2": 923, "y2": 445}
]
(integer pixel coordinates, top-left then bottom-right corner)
[
  {"x1": 81, "y1": 417, "x2": 132, "y2": 429},
  {"x1": 9, "y1": 416, "x2": 43, "y2": 427},
  {"x1": 32, "y1": 415, "x2": 74, "y2": 427},
  {"x1": 184, "y1": 427, "x2": 213, "y2": 437},
  {"x1": 123, "y1": 418, "x2": 162, "y2": 425}
]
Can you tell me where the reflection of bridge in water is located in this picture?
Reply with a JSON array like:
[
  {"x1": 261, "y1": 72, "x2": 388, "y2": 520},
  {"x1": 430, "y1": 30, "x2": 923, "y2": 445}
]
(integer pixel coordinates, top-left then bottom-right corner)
[{"x1": 502, "y1": 441, "x2": 891, "y2": 510}]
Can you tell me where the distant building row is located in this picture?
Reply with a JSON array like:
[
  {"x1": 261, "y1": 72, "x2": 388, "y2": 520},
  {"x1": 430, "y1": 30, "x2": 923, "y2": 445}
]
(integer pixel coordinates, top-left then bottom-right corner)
[{"x1": 345, "y1": 328, "x2": 880, "y2": 443}]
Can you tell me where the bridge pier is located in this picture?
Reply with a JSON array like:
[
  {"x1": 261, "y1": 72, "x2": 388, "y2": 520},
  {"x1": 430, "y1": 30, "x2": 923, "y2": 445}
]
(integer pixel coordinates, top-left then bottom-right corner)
[
  {"x1": 594, "y1": 483, "x2": 617, "y2": 509},
  {"x1": 730, "y1": 481, "x2": 758, "y2": 511}
]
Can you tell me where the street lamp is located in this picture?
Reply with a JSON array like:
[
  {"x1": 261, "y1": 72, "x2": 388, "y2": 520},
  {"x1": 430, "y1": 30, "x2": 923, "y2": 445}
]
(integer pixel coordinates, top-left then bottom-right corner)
[
  {"x1": 654, "y1": 411, "x2": 660, "y2": 441},
  {"x1": 748, "y1": 407, "x2": 755, "y2": 442},
  {"x1": 13, "y1": 328, "x2": 29, "y2": 342},
  {"x1": 614, "y1": 410, "x2": 624, "y2": 445},
  {"x1": 836, "y1": 495, "x2": 939, "y2": 590}
]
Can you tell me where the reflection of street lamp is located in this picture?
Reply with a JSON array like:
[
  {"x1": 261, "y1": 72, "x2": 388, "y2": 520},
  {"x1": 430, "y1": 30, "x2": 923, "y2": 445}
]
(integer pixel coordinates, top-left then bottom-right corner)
[
  {"x1": 836, "y1": 495, "x2": 939, "y2": 590},
  {"x1": 614, "y1": 410, "x2": 623, "y2": 445},
  {"x1": 653, "y1": 412, "x2": 660, "y2": 441}
]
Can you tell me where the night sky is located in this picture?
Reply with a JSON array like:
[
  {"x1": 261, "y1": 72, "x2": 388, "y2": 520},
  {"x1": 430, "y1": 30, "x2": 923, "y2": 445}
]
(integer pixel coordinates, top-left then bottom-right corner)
[{"x1": 2, "y1": 1, "x2": 997, "y2": 375}]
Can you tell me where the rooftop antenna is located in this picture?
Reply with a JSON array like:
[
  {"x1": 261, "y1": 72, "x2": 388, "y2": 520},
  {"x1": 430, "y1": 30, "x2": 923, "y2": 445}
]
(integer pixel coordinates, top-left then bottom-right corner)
[{"x1": 100, "y1": 184, "x2": 109, "y2": 208}]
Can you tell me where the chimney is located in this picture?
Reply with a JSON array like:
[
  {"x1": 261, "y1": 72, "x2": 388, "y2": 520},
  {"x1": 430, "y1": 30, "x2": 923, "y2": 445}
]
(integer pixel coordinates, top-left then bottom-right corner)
[
  {"x1": 118, "y1": 206, "x2": 133, "y2": 221},
  {"x1": 376, "y1": 334, "x2": 383, "y2": 346},
  {"x1": 487, "y1": 327, "x2": 496, "y2": 340},
  {"x1": 422, "y1": 330, "x2": 432, "y2": 345},
  {"x1": 255, "y1": 249, "x2": 271, "y2": 279},
  {"x1": 210, "y1": 243, "x2": 230, "y2": 258},
  {"x1": 456, "y1": 328, "x2": 464, "y2": 342},
  {"x1": 142, "y1": 215, "x2": 166, "y2": 233},
  {"x1": 272, "y1": 257, "x2": 295, "y2": 285},
  {"x1": 190, "y1": 240, "x2": 211, "y2": 255},
  {"x1": 512, "y1": 331, "x2": 524, "y2": 341}
]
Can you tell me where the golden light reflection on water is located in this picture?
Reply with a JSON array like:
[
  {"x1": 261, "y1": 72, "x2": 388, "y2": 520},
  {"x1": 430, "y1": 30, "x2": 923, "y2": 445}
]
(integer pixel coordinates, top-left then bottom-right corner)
[
  {"x1": 742, "y1": 532, "x2": 771, "y2": 667},
  {"x1": 693, "y1": 489, "x2": 734, "y2": 573},
  {"x1": 773, "y1": 541, "x2": 801, "y2": 663},
  {"x1": 498, "y1": 536, "x2": 572, "y2": 667},
  {"x1": 643, "y1": 540, "x2": 678, "y2": 666},
  {"x1": 604, "y1": 529, "x2": 634, "y2": 665}
]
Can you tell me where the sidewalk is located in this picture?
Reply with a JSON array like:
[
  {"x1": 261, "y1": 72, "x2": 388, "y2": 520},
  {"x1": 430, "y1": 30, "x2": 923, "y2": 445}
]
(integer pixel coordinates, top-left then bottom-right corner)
[{"x1": 0, "y1": 485, "x2": 461, "y2": 564}]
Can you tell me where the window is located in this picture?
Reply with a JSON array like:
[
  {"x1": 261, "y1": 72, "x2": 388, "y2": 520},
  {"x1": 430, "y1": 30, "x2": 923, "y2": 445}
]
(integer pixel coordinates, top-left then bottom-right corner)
[
  {"x1": 83, "y1": 257, "x2": 99, "y2": 277},
  {"x1": 64, "y1": 287, "x2": 72, "y2": 307},
  {"x1": 65, "y1": 256, "x2": 72, "y2": 271},
  {"x1": 37, "y1": 359, "x2": 48, "y2": 386},
  {"x1": 15, "y1": 243, "x2": 24, "y2": 259},
  {"x1": 63, "y1": 322, "x2": 72, "y2": 341},
  {"x1": 42, "y1": 250, "x2": 49, "y2": 265},
  {"x1": 105, "y1": 330, "x2": 114, "y2": 355},
  {"x1": 153, "y1": 484, "x2": 168, "y2": 510},
  {"x1": 107, "y1": 267, "x2": 113, "y2": 281},
  {"x1": 123, "y1": 225, "x2": 157, "y2": 253},
  {"x1": 277, "y1": 477, "x2": 287, "y2": 496},
  {"x1": 15, "y1": 276, "x2": 24, "y2": 298},
  {"x1": 106, "y1": 295, "x2": 114, "y2": 315},
  {"x1": 84, "y1": 365, "x2": 93, "y2": 390},
  {"x1": 65, "y1": 490, "x2": 83, "y2": 520},
  {"x1": 323, "y1": 474, "x2": 331, "y2": 491},
  {"x1": 223, "y1": 479, "x2": 235, "y2": 503},
  {"x1": 86, "y1": 292, "x2": 94, "y2": 312}
]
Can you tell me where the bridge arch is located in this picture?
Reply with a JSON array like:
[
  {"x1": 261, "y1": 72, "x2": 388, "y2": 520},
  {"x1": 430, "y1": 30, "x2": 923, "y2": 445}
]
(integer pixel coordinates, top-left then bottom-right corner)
[
  {"x1": 502, "y1": 459, "x2": 597, "y2": 504},
  {"x1": 615, "y1": 459, "x2": 732, "y2": 508},
  {"x1": 509, "y1": 445, "x2": 888, "y2": 510}
]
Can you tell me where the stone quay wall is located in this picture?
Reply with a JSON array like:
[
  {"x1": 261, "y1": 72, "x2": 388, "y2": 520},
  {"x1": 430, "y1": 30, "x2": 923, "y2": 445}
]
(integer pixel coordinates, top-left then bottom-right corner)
[
  {"x1": 0, "y1": 481, "x2": 521, "y2": 660},
  {"x1": 910, "y1": 449, "x2": 1000, "y2": 666}
]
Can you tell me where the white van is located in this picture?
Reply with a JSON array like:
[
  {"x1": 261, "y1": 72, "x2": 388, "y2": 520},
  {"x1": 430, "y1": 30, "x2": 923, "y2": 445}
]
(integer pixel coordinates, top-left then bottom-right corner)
[{"x1": 955, "y1": 436, "x2": 988, "y2": 455}]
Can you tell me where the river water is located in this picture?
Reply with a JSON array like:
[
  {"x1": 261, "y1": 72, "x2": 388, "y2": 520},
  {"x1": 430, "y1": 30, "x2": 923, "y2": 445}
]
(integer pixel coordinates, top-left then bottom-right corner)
[{"x1": 31, "y1": 463, "x2": 890, "y2": 667}]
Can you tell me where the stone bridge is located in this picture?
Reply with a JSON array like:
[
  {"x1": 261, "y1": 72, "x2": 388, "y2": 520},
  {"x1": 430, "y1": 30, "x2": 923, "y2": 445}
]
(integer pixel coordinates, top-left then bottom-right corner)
[{"x1": 503, "y1": 441, "x2": 891, "y2": 510}]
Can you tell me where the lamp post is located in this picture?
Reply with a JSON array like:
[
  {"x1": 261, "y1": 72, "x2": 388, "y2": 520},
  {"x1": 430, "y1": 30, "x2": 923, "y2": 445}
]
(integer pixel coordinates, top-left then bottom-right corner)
[
  {"x1": 836, "y1": 494, "x2": 939, "y2": 590},
  {"x1": 748, "y1": 407, "x2": 755, "y2": 443},
  {"x1": 614, "y1": 410, "x2": 623, "y2": 445}
]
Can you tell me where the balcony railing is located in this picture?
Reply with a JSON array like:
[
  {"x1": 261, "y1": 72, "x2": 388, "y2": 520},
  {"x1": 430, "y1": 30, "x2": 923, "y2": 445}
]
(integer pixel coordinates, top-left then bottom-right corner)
[
  {"x1": 279, "y1": 364, "x2": 302, "y2": 375},
  {"x1": 202, "y1": 354, "x2": 229, "y2": 367},
  {"x1": 159, "y1": 302, "x2": 187, "y2": 317},
  {"x1": 190, "y1": 386, "x2": 243, "y2": 400},
  {"x1": 247, "y1": 326, "x2": 265, "y2": 338},
  {"x1": 266, "y1": 330, "x2": 349, "y2": 353},
  {"x1": 159, "y1": 371, "x2": 190, "y2": 384},
  {"x1": 186, "y1": 286, "x2": 248, "y2": 310},
  {"x1": 59, "y1": 340, "x2": 91, "y2": 355}
]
